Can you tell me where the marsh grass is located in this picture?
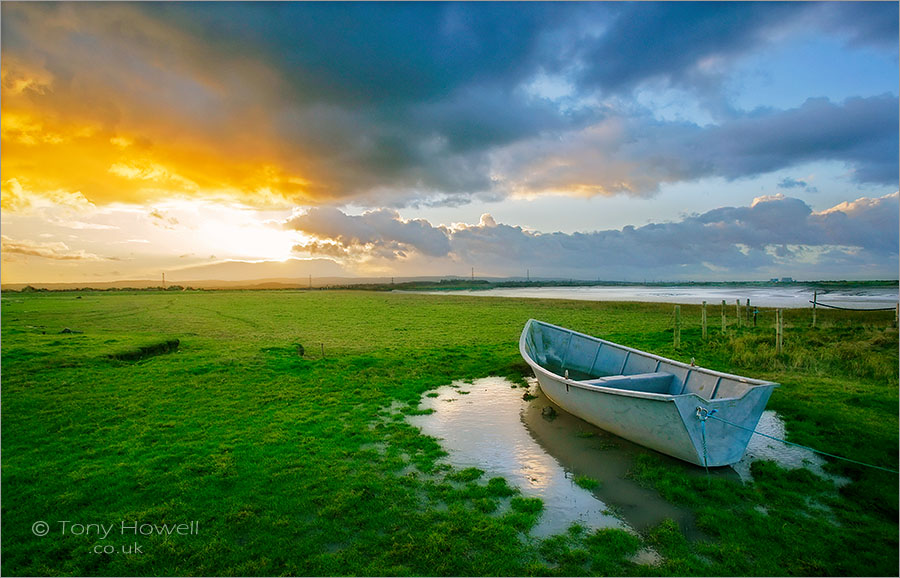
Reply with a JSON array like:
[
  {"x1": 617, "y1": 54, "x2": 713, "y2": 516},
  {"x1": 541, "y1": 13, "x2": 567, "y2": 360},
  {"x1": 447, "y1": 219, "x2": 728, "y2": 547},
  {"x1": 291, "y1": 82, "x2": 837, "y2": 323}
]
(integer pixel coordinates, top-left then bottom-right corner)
[
  {"x1": 1, "y1": 291, "x2": 896, "y2": 576},
  {"x1": 573, "y1": 475, "x2": 601, "y2": 490}
]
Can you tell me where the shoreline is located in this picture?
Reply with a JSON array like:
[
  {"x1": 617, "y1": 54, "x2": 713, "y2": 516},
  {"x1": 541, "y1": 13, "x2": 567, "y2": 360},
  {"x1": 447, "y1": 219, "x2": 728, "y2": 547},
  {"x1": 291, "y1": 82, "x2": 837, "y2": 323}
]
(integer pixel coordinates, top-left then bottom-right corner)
[{"x1": 399, "y1": 283, "x2": 899, "y2": 310}]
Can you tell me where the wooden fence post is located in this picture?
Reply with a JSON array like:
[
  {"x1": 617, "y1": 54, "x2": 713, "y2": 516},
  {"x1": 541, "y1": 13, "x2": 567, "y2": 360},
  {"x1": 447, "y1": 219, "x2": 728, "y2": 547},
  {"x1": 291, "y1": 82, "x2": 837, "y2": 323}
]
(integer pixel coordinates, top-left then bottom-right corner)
[
  {"x1": 775, "y1": 309, "x2": 783, "y2": 354},
  {"x1": 674, "y1": 305, "x2": 681, "y2": 348},
  {"x1": 701, "y1": 301, "x2": 708, "y2": 340},
  {"x1": 746, "y1": 299, "x2": 751, "y2": 323},
  {"x1": 721, "y1": 300, "x2": 727, "y2": 333},
  {"x1": 736, "y1": 299, "x2": 742, "y2": 328},
  {"x1": 812, "y1": 291, "x2": 817, "y2": 328}
]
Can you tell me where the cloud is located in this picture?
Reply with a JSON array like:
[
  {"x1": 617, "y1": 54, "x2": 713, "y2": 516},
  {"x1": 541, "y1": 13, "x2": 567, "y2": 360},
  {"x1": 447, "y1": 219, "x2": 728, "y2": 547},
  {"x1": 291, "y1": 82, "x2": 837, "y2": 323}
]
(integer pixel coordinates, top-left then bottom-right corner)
[
  {"x1": 46, "y1": 218, "x2": 119, "y2": 231},
  {"x1": 571, "y1": 3, "x2": 804, "y2": 97},
  {"x1": 568, "y1": 2, "x2": 898, "y2": 117},
  {"x1": 805, "y1": 2, "x2": 900, "y2": 50},
  {"x1": 701, "y1": 96, "x2": 898, "y2": 184},
  {"x1": 493, "y1": 95, "x2": 899, "y2": 196},
  {"x1": 149, "y1": 209, "x2": 179, "y2": 229},
  {"x1": 813, "y1": 192, "x2": 900, "y2": 254},
  {"x1": 1, "y1": 2, "x2": 895, "y2": 211},
  {"x1": 777, "y1": 177, "x2": 817, "y2": 193},
  {"x1": 140, "y1": 2, "x2": 560, "y2": 107},
  {"x1": 0, "y1": 178, "x2": 96, "y2": 213},
  {"x1": 282, "y1": 193, "x2": 898, "y2": 280},
  {"x1": 109, "y1": 160, "x2": 198, "y2": 192},
  {"x1": 284, "y1": 207, "x2": 451, "y2": 260},
  {"x1": 1, "y1": 235, "x2": 112, "y2": 261}
]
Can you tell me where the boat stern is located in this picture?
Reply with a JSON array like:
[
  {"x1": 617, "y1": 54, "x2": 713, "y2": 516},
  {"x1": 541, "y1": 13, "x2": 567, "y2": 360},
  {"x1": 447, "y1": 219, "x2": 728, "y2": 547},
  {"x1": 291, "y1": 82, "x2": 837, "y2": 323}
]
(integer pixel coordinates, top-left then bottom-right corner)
[{"x1": 673, "y1": 385, "x2": 777, "y2": 467}]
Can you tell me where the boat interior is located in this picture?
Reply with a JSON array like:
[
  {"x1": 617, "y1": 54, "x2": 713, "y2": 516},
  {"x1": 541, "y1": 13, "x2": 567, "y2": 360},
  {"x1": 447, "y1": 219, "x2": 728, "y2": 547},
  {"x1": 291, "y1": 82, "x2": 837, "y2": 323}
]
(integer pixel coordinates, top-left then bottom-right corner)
[{"x1": 524, "y1": 320, "x2": 757, "y2": 401}]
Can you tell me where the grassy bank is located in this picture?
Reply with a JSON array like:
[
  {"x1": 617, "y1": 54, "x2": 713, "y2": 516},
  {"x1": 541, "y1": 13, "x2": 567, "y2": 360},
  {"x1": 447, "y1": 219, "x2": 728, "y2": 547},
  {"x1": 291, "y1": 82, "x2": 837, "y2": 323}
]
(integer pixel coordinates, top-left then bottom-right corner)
[{"x1": 2, "y1": 290, "x2": 897, "y2": 575}]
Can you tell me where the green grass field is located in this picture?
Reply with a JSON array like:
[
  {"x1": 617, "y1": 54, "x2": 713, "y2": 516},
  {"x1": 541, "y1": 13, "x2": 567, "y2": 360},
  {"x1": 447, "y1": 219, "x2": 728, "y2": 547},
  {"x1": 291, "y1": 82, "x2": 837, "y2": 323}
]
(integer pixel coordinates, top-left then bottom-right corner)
[{"x1": 2, "y1": 290, "x2": 897, "y2": 576}]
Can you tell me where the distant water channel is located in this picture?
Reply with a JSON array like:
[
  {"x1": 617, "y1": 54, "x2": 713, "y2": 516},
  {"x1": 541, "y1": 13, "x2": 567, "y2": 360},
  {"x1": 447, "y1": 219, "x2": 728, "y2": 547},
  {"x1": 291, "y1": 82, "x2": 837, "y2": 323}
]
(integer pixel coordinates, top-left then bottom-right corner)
[
  {"x1": 410, "y1": 284, "x2": 898, "y2": 309},
  {"x1": 408, "y1": 377, "x2": 841, "y2": 538}
]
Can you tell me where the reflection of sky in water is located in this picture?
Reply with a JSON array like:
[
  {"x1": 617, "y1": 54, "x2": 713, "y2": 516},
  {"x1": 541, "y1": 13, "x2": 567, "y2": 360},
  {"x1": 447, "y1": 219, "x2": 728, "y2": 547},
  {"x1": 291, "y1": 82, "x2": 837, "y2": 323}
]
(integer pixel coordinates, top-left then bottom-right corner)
[
  {"x1": 407, "y1": 377, "x2": 622, "y2": 537},
  {"x1": 408, "y1": 377, "x2": 847, "y2": 538}
]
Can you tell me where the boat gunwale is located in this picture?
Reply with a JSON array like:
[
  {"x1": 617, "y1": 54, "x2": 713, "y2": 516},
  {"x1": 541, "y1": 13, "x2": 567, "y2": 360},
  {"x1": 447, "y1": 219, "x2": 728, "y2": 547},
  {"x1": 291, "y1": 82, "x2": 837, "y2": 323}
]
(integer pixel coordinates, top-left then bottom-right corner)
[{"x1": 520, "y1": 318, "x2": 778, "y2": 403}]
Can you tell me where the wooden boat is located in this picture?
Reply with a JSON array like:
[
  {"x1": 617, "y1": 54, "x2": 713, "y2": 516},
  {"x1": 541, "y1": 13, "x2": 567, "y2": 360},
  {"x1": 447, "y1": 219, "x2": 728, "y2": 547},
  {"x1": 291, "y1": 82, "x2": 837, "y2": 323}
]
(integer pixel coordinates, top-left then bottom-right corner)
[{"x1": 519, "y1": 319, "x2": 778, "y2": 467}]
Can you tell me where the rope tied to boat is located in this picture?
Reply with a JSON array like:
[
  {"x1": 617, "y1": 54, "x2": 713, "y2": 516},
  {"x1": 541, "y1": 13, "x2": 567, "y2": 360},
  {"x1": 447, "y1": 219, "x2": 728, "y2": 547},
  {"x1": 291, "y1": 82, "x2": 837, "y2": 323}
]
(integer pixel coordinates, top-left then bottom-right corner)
[
  {"x1": 695, "y1": 406, "x2": 718, "y2": 477},
  {"x1": 695, "y1": 407, "x2": 898, "y2": 475}
]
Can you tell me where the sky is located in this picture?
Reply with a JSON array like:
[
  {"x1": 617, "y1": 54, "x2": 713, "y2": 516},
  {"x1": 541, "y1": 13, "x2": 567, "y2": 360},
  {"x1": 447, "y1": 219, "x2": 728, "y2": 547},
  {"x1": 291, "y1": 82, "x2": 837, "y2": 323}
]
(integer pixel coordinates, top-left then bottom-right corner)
[{"x1": 2, "y1": 1, "x2": 898, "y2": 284}]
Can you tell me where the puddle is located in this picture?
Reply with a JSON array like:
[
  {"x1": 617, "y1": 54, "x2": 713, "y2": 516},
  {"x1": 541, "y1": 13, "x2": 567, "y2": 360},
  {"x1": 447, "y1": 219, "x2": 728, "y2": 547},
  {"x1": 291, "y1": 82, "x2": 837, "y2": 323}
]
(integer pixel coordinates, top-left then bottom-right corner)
[
  {"x1": 408, "y1": 377, "x2": 844, "y2": 538},
  {"x1": 408, "y1": 377, "x2": 696, "y2": 537},
  {"x1": 408, "y1": 378, "x2": 622, "y2": 537},
  {"x1": 520, "y1": 384, "x2": 704, "y2": 537}
]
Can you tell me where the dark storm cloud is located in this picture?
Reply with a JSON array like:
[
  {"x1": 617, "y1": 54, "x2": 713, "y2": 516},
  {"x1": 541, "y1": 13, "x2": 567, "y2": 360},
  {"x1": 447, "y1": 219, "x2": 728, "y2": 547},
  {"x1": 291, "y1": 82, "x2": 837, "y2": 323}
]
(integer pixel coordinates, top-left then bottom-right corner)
[
  {"x1": 140, "y1": 2, "x2": 561, "y2": 106},
  {"x1": 133, "y1": 2, "x2": 898, "y2": 105},
  {"x1": 571, "y1": 2, "x2": 803, "y2": 95}
]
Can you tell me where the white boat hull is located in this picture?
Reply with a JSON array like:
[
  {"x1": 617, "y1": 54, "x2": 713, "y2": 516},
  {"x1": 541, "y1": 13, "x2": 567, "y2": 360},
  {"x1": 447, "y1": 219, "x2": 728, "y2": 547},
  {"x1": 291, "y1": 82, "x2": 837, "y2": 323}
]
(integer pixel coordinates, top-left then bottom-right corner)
[{"x1": 520, "y1": 319, "x2": 777, "y2": 467}]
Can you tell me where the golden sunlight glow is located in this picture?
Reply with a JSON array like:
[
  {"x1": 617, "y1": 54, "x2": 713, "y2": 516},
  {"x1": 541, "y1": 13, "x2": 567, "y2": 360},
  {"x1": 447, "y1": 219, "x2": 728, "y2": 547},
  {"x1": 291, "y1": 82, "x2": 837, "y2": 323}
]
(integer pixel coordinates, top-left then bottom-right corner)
[
  {"x1": 195, "y1": 219, "x2": 298, "y2": 262},
  {"x1": 147, "y1": 198, "x2": 302, "y2": 262},
  {"x1": 1, "y1": 52, "x2": 324, "y2": 213}
]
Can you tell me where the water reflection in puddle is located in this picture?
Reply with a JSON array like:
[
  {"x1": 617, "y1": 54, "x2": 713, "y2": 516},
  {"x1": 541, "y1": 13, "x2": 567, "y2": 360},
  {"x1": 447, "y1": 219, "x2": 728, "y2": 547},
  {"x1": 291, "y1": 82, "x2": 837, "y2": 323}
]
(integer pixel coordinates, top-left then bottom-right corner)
[
  {"x1": 408, "y1": 376, "x2": 840, "y2": 538},
  {"x1": 408, "y1": 377, "x2": 621, "y2": 537}
]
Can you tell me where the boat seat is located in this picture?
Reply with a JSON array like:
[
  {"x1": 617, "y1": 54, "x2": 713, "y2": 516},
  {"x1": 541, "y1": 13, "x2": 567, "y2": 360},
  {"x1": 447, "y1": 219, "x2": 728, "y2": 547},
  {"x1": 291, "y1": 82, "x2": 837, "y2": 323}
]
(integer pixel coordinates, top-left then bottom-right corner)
[{"x1": 580, "y1": 372, "x2": 676, "y2": 394}]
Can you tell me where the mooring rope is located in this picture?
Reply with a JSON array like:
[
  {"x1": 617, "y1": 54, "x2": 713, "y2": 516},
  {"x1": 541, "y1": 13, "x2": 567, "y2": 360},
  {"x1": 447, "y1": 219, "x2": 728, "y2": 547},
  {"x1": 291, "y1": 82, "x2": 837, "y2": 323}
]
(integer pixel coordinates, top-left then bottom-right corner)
[
  {"x1": 808, "y1": 300, "x2": 896, "y2": 312},
  {"x1": 701, "y1": 418, "x2": 708, "y2": 472},
  {"x1": 696, "y1": 407, "x2": 717, "y2": 478},
  {"x1": 704, "y1": 412, "x2": 898, "y2": 474}
]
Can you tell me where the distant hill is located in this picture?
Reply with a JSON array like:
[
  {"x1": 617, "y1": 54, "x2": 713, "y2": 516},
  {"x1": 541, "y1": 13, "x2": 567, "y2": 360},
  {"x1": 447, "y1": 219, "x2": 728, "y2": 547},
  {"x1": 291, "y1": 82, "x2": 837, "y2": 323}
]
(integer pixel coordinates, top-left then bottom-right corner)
[{"x1": 165, "y1": 258, "x2": 348, "y2": 282}]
